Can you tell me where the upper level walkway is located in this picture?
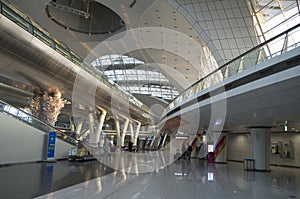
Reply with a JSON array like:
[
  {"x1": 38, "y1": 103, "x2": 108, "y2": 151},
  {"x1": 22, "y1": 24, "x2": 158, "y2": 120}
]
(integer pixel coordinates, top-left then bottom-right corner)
[{"x1": 160, "y1": 23, "x2": 300, "y2": 134}]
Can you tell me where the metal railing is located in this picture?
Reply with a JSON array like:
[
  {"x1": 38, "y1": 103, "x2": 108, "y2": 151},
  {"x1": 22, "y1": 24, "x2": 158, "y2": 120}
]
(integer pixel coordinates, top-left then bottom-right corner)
[
  {"x1": 0, "y1": 0, "x2": 150, "y2": 114},
  {"x1": 0, "y1": 100, "x2": 78, "y2": 146},
  {"x1": 165, "y1": 23, "x2": 300, "y2": 113}
]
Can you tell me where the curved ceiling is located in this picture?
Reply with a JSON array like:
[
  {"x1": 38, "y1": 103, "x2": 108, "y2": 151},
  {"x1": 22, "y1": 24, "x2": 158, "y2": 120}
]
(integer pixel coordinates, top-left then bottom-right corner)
[
  {"x1": 7, "y1": 0, "x2": 298, "y2": 103},
  {"x1": 8, "y1": 0, "x2": 220, "y2": 92}
]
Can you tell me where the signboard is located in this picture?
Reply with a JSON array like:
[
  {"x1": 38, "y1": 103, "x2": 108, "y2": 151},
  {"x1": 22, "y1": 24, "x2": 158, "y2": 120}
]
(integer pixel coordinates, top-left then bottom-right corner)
[{"x1": 47, "y1": 132, "x2": 56, "y2": 160}]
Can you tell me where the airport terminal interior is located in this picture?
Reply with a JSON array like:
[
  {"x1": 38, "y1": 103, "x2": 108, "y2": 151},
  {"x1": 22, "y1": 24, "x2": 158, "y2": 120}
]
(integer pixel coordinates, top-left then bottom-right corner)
[{"x1": 0, "y1": 0, "x2": 300, "y2": 198}]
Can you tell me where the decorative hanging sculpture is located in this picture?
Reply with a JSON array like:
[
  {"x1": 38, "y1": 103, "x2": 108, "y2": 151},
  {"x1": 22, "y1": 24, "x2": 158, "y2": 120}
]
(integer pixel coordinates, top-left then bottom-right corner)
[{"x1": 30, "y1": 87, "x2": 68, "y2": 126}]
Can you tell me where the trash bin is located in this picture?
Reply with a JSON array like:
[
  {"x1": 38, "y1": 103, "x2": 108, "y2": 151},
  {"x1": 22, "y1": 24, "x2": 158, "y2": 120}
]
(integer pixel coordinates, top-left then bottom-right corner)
[
  {"x1": 207, "y1": 152, "x2": 215, "y2": 163},
  {"x1": 244, "y1": 158, "x2": 254, "y2": 170}
]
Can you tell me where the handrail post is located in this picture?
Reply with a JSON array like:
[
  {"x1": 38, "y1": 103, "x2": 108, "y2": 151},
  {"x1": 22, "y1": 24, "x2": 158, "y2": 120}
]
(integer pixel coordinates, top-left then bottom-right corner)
[
  {"x1": 281, "y1": 32, "x2": 289, "y2": 54},
  {"x1": 26, "y1": 17, "x2": 34, "y2": 34}
]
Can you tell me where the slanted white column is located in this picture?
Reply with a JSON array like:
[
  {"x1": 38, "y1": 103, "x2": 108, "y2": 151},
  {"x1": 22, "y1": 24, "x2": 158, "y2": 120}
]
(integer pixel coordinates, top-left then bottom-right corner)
[
  {"x1": 115, "y1": 115, "x2": 121, "y2": 147},
  {"x1": 88, "y1": 111, "x2": 97, "y2": 147},
  {"x1": 250, "y1": 127, "x2": 271, "y2": 171},
  {"x1": 75, "y1": 119, "x2": 83, "y2": 138},
  {"x1": 121, "y1": 118, "x2": 130, "y2": 147},
  {"x1": 129, "y1": 121, "x2": 134, "y2": 142},
  {"x1": 93, "y1": 109, "x2": 107, "y2": 145},
  {"x1": 134, "y1": 122, "x2": 141, "y2": 146}
]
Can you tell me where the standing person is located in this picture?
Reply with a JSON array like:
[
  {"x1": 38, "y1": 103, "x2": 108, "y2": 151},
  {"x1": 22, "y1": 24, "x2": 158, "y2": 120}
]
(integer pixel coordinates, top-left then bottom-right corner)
[
  {"x1": 187, "y1": 145, "x2": 193, "y2": 160},
  {"x1": 128, "y1": 141, "x2": 133, "y2": 152},
  {"x1": 181, "y1": 141, "x2": 187, "y2": 159},
  {"x1": 178, "y1": 141, "x2": 188, "y2": 160}
]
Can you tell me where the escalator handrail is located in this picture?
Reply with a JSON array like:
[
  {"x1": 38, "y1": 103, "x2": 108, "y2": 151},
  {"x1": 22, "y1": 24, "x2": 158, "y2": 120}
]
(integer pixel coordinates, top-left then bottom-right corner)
[{"x1": 0, "y1": 99, "x2": 78, "y2": 146}]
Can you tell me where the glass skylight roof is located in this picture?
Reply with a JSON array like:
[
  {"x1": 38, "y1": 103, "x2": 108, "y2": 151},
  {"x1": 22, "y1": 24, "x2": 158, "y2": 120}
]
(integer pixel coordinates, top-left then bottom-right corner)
[
  {"x1": 91, "y1": 55, "x2": 179, "y2": 100},
  {"x1": 249, "y1": 0, "x2": 300, "y2": 55}
]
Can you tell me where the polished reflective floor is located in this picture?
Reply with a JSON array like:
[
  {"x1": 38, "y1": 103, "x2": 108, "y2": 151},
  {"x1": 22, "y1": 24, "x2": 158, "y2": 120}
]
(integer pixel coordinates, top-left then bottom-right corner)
[
  {"x1": 0, "y1": 160, "x2": 114, "y2": 199},
  {"x1": 32, "y1": 159, "x2": 300, "y2": 199}
]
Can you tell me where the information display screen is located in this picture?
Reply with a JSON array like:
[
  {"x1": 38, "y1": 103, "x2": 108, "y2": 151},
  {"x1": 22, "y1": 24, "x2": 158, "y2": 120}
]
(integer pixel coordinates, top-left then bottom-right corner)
[{"x1": 47, "y1": 132, "x2": 56, "y2": 159}]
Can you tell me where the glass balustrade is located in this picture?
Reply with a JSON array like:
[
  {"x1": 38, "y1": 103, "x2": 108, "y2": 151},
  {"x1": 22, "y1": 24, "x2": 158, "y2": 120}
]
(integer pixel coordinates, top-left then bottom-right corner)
[{"x1": 165, "y1": 23, "x2": 300, "y2": 112}]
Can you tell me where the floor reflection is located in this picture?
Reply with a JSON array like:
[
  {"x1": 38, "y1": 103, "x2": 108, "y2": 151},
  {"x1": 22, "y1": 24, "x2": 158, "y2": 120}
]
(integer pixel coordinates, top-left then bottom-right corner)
[
  {"x1": 1, "y1": 159, "x2": 300, "y2": 199},
  {"x1": 0, "y1": 160, "x2": 114, "y2": 199}
]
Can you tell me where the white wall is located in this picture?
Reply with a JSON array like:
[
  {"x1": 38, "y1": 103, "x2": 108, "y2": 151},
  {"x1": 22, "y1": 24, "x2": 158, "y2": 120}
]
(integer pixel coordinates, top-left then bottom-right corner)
[
  {"x1": 228, "y1": 132, "x2": 300, "y2": 167},
  {"x1": 227, "y1": 133, "x2": 252, "y2": 161},
  {"x1": 0, "y1": 112, "x2": 74, "y2": 165}
]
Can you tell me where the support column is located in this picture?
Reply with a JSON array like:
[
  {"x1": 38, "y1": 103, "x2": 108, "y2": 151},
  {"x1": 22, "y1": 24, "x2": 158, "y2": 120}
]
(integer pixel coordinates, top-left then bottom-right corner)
[
  {"x1": 88, "y1": 111, "x2": 97, "y2": 147},
  {"x1": 75, "y1": 119, "x2": 83, "y2": 137},
  {"x1": 121, "y1": 118, "x2": 129, "y2": 147},
  {"x1": 129, "y1": 121, "x2": 134, "y2": 142},
  {"x1": 93, "y1": 109, "x2": 107, "y2": 145},
  {"x1": 134, "y1": 122, "x2": 141, "y2": 146},
  {"x1": 115, "y1": 115, "x2": 121, "y2": 147},
  {"x1": 250, "y1": 127, "x2": 271, "y2": 171}
]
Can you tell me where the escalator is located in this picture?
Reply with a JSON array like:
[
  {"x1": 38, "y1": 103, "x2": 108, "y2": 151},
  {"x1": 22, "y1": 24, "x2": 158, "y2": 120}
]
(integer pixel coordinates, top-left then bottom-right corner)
[{"x1": 0, "y1": 100, "x2": 77, "y2": 165}]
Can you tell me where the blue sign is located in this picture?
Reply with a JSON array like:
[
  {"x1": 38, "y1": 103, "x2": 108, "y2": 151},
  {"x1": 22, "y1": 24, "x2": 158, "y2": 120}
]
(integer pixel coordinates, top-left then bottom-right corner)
[{"x1": 47, "y1": 132, "x2": 56, "y2": 159}]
